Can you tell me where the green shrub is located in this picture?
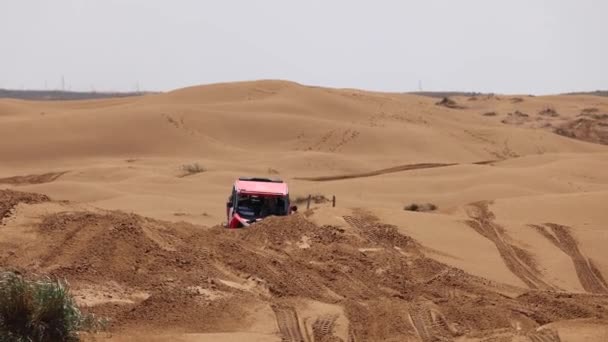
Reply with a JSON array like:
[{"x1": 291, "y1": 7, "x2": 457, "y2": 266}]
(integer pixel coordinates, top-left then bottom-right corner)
[{"x1": 0, "y1": 272, "x2": 104, "y2": 342}]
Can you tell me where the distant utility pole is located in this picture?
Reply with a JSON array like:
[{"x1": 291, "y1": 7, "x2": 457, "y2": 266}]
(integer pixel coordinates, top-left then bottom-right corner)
[
  {"x1": 61, "y1": 76, "x2": 65, "y2": 91},
  {"x1": 418, "y1": 80, "x2": 423, "y2": 91}
]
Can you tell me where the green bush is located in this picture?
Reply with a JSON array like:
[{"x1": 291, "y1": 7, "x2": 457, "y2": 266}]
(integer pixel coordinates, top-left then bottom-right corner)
[{"x1": 0, "y1": 272, "x2": 104, "y2": 342}]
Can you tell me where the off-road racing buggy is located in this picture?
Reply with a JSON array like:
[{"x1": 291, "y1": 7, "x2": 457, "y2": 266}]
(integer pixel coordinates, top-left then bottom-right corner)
[{"x1": 225, "y1": 177, "x2": 297, "y2": 228}]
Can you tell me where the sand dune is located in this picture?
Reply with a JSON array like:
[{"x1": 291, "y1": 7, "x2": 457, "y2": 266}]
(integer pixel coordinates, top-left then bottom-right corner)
[{"x1": 1, "y1": 80, "x2": 608, "y2": 341}]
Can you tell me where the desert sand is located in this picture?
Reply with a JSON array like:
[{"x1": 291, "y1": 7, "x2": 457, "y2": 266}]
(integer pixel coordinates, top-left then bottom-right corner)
[{"x1": 1, "y1": 80, "x2": 608, "y2": 341}]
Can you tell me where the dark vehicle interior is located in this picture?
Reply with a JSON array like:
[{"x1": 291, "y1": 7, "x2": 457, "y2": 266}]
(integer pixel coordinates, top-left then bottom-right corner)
[{"x1": 235, "y1": 194, "x2": 289, "y2": 220}]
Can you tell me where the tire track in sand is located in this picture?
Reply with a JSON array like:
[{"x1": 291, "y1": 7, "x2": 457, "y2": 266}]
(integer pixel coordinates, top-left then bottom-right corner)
[
  {"x1": 347, "y1": 329, "x2": 358, "y2": 342},
  {"x1": 465, "y1": 201, "x2": 554, "y2": 290},
  {"x1": 312, "y1": 314, "x2": 340, "y2": 341},
  {"x1": 272, "y1": 304, "x2": 307, "y2": 342},
  {"x1": 530, "y1": 223, "x2": 608, "y2": 294},
  {"x1": 295, "y1": 163, "x2": 456, "y2": 182},
  {"x1": 295, "y1": 160, "x2": 500, "y2": 182},
  {"x1": 343, "y1": 212, "x2": 454, "y2": 341},
  {"x1": 527, "y1": 328, "x2": 562, "y2": 342},
  {"x1": 407, "y1": 300, "x2": 454, "y2": 342}
]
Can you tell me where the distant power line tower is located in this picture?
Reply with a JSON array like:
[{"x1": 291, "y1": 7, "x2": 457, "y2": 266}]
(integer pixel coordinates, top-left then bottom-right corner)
[
  {"x1": 418, "y1": 80, "x2": 423, "y2": 91},
  {"x1": 61, "y1": 76, "x2": 65, "y2": 91}
]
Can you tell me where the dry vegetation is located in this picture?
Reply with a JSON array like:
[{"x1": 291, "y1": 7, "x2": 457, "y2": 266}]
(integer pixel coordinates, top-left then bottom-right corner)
[
  {"x1": 179, "y1": 163, "x2": 206, "y2": 177},
  {"x1": 435, "y1": 97, "x2": 465, "y2": 109},
  {"x1": 538, "y1": 107, "x2": 559, "y2": 117},
  {"x1": 293, "y1": 194, "x2": 330, "y2": 205},
  {"x1": 0, "y1": 272, "x2": 104, "y2": 341},
  {"x1": 404, "y1": 203, "x2": 438, "y2": 212},
  {"x1": 581, "y1": 107, "x2": 599, "y2": 114},
  {"x1": 501, "y1": 110, "x2": 531, "y2": 125}
]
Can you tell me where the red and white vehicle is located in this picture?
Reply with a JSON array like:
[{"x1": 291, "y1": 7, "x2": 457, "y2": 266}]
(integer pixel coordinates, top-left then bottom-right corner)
[{"x1": 225, "y1": 177, "x2": 297, "y2": 228}]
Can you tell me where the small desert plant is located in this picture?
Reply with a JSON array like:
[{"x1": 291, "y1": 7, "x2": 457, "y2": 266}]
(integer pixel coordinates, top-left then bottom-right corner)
[
  {"x1": 0, "y1": 272, "x2": 105, "y2": 341},
  {"x1": 293, "y1": 196, "x2": 308, "y2": 205},
  {"x1": 435, "y1": 97, "x2": 464, "y2": 109},
  {"x1": 579, "y1": 108, "x2": 608, "y2": 120},
  {"x1": 581, "y1": 107, "x2": 599, "y2": 114},
  {"x1": 511, "y1": 110, "x2": 529, "y2": 117},
  {"x1": 404, "y1": 203, "x2": 437, "y2": 212},
  {"x1": 482, "y1": 112, "x2": 497, "y2": 116},
  {"x1": 538, "y1": 107, "x2": 559, "y2": 117},
  {"x1": 502, "y1": 110, "x2": 529, "y2": 119},
  {"x1": 180, "y1": 163, "x2": 206, "y2": 177},
  {"x1": 554, "y1": 127, "x2": 575, "y2": 138}
]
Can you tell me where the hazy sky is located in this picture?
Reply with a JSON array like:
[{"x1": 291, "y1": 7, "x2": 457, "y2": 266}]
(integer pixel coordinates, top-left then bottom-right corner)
[{"x1": 1, "y1": 1, "x2": 606, "y2": 94}]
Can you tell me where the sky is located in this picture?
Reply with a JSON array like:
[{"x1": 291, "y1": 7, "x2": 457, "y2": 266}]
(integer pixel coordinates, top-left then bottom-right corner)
[{"x1": 1, "y1": 0, "x2": 606, "y2": 94}]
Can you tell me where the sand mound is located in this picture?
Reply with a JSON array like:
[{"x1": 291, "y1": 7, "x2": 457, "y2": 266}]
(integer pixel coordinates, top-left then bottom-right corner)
[
  {"x1": 35, "y1": 212, "x2": 207, "y2": 286},
  {"x1": 0, "y1": 189, "x2": 49, "y2": 222},
  {"x1": 2, "y1": 197, "x2": 608, "y2": 340},
  {"x1": 114, "y1": 288, "x2": 248, "y2": 333},
  {"x1": 555, "y1": 117, "x2": 608, "y2": 145}
]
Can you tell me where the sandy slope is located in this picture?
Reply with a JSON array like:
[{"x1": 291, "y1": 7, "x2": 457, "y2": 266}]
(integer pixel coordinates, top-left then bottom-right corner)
[{"x1": 1, "y1": 80, "x2": 608, "y2": 341}]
